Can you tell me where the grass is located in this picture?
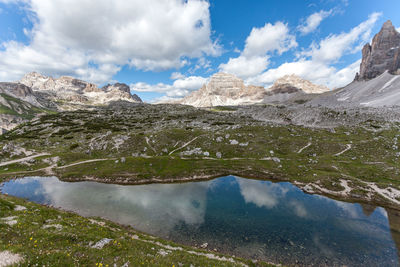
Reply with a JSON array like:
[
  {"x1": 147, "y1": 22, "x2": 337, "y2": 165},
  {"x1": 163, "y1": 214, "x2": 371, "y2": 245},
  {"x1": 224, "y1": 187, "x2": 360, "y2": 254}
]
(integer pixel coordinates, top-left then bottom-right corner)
[{"x1": 0, "y1": 194, "x2": 274, "y2": 266}]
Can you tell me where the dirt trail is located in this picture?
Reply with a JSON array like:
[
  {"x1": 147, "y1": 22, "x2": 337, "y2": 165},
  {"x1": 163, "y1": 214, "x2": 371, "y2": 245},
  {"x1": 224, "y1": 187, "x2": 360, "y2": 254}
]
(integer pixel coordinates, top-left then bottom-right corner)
[
  {"x1": 297, "y1": 142, "x2": 311, "y2": 154},
  {"x1": 334, "y1": 144, "x2": 352, "y2": 156},
  {"x1": 0, "y1": 153, "x2": 50, "y2": 167},
  {"x1": 169, "y1": 136, "x2": 202, "y2": 155},
  {"x1": 57, "y1": 159, "x2": 113, "y2": 169}
]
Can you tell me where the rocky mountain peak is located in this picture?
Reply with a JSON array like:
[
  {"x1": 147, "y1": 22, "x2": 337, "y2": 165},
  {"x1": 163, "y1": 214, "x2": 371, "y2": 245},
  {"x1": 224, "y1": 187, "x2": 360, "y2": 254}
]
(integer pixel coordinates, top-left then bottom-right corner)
[
  {"x1": 19, "y1": 72, "x2": 142, "y2": 108},
  {"x1": 269, "y1": 75, "x2": 330, "y2": 94},
  {"x1": 102, "y1": 83, "x2": 131, "y2": 94},
  {"x1": 356, "y1": 20, "x2": 400, "y2": 80},
  {"x1": 177, "y1": 72, "x2": 265, "y2": 107}
]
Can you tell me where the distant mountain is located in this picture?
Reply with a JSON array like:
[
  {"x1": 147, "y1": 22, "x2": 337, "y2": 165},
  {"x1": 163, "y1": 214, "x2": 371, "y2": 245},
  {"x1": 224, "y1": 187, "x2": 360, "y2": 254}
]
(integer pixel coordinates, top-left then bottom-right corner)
[
  {"x1": 263, "y1": 75, "x2": 329, "y2": 104},
  {"x1": 268, "y1": 75, "x2": 329, "y2": 94},
  {"x1": 20, "y1": 72, "x2": 142, "y2": 110},
  {"x1": 311, "y1": 20, "x2": 400, "y2": 108},
  {"x1": 176, "y1": 72, "x2": 330, "y2": 107},
  {"x1": 177, "y1": 72, "x2": 266, "y2": 107}
]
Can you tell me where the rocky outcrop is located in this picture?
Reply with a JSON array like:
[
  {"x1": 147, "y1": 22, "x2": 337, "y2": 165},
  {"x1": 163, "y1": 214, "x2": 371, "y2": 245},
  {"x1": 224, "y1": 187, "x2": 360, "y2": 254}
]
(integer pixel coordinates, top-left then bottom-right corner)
[
  {"x1": 19, "y1": 72, "x2": 142, "y2": 109},
  {"x1": 178, "y1": 73, "x2": 266, "y2": 107},
  {"x1": 102, "y1": 83, "x2": 142, "y2": 102},
  {"x1": 267, "y1": 75, "x2": 329, "y2": 94},
  {"x1": 356, "y1": 20, "x2": 400, "y2": 80}
]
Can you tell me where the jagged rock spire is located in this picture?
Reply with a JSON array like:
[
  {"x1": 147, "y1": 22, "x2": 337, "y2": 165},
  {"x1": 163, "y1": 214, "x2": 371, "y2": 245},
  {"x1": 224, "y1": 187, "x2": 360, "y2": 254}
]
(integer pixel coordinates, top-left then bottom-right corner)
[{"x1": 356, "y1": 20, "x2": 400, "y2": 80}]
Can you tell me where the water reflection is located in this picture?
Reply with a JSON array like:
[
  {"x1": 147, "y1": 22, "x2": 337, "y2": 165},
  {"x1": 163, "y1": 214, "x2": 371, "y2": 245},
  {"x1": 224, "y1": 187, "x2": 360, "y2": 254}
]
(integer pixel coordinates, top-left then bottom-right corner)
[
  {"x1": 4, "y1": 177, "x2": 210, "y2": 235},
  {"x1": 1, "y1": 175, "x2": 399, "y2": 266}
]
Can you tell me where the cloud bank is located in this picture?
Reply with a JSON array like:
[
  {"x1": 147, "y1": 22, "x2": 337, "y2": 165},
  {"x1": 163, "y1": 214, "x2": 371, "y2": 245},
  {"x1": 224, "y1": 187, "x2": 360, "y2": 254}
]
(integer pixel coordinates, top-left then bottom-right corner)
[{"x1": 0, "y1": 0, "x2": 219, "y2": 83}]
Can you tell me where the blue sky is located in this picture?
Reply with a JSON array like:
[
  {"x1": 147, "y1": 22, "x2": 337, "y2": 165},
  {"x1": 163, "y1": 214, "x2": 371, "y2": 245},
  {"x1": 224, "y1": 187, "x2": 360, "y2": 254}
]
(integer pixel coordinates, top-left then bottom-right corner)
[{"x1": 0, "y1": 0, "x2": 399, "y2": 102}]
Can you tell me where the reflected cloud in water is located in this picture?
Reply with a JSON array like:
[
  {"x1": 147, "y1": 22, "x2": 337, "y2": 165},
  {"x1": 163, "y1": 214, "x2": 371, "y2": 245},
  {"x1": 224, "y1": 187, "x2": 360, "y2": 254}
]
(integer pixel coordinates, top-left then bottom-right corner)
[
  {"x1": 236, "y1": 178, "x2": 288, "y2": 209},
  {"x1": 13, "y1": 176, "x2": 210, "y2": 235}
]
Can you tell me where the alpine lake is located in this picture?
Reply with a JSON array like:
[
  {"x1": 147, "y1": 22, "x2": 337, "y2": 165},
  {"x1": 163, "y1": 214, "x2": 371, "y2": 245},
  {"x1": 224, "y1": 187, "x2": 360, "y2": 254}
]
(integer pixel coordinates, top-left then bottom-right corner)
[{"x1": 1, "y1": 175, "x2": 399, "y2": 266}]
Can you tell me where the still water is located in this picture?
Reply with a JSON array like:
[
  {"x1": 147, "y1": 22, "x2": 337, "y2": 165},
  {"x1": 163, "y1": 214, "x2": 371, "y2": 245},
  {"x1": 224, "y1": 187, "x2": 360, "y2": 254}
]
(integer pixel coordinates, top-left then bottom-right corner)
[{"x1": 1, "y1": 176, "x2": 399, "y2": 266}]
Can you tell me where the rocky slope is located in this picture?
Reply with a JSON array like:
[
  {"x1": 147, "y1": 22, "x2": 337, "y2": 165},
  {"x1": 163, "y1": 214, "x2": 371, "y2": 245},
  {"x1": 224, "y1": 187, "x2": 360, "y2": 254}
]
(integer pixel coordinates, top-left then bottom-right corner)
[
  {"x1": 0, "y1": 83, "x2": 51, "y2": 134},
  {"x1": 177, "y1": 72, "x2": 266, "y2": 107},
  {"x1": 355, "y1": 20, "x2": 400, "y2": 80},
  {"x1": 20, "y1": 72, "x2": 142, "y2": 109}
]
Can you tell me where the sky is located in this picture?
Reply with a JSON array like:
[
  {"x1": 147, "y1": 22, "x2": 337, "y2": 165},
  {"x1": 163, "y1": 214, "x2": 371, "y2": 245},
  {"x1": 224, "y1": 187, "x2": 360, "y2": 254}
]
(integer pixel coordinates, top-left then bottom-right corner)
[{"x1": 0, "y1": 0, "x2": 399, "y2": 102}]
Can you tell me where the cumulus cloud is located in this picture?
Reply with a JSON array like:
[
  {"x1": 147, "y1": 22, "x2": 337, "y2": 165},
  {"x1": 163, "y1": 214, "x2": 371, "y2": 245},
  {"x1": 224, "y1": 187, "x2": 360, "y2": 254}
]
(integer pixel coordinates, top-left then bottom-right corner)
[
  {"x1": 170, "y1": 72, "x2": 185, "y2": 80},
  {"x1": 247, "y1": 13, "x2": 381, "y2": 89},
  {"x1": 0, "y1": 0, "x2": 220, "y2": 83},
  {"x1": 131, "y1": 75, "x2": 208, "y2": 99},
  {"x1": 219, "y1": 22, "x2": 297, "y2": 78},
  {"x1": 303, "y1": 12, "x2": 381, "y2": 64},
  {"x1": 298, "y1": 10, "x2": 333, "y2": 35}
]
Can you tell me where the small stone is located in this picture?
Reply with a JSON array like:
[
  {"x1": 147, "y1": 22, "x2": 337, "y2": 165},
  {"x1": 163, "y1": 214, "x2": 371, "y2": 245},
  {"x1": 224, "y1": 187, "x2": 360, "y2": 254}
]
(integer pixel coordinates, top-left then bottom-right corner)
[
  {"x1": 230, "y1": 139, "x2": 239, "y2": 145},
  {"x1": 91, "y1": 238, "x2": 113, "y2": 249},
  {"x1": 120, "y1": 157, "x2": 126, "y2": 163},
  {"x1": 200, "y1": 243, "x2": 208, "y2": 248},
  {"x1": 272, "y1": 157, "x2": 280, "y2": 163},
  {"x1": 216, "y1": 152, "x2": 222, "y2": 159}
]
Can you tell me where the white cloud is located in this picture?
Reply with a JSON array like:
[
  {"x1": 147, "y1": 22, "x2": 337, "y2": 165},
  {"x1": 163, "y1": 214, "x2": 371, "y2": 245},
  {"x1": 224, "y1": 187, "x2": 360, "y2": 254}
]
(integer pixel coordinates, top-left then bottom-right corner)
[
  {"x1": 304, "y1": 12, "x2": 381, "y2": 64},
  {"x1": 170, "y1": 72, "x2": 185, "y2": 80},
  {"x1": 219, "y1": 21, "x2": 297, "y2": 78},
  {"x1": 219, "y1": 56, "x2": 270, "y2": 79},
  {"x1": 131, "y1": 75, "x2": 208, "y2": 99},
  {"x1": 298, "y1": 10, "x2": 332, "y2": 35},
  {"x1": 0, "y1": 0, "x2": 220, "y2": 83},
  {"x1": 397, "y1": 27, "x2": 400, "y2": 33},
  {"x1": 247, "y1": 13, "x2": 381, "y2": 89},
  {"x1": 247, "y1": 59, "x2": 360, "y2": 89}
]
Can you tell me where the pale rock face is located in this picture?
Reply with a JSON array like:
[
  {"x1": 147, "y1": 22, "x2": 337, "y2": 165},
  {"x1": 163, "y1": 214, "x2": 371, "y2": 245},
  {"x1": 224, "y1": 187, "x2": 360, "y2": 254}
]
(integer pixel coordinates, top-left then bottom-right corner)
[
  {"x1": 20, "y1": 72, "x2": 142, "y2": 107},
  {"x1": 267, "y1": 75, "x2": 330, "y2": 94},
  {"x1": 178, "y1": 72, "x2": 266, "y2": 107},
  {"x1": 356, "y1": 20, "x2": 400, "y2": 80}
]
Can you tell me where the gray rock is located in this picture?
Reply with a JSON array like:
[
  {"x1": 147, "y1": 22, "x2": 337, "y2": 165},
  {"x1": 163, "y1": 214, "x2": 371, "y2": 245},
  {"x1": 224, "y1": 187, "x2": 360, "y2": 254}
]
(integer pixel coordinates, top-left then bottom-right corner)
[
  {"x1": 229, "y1": 139, "x2": 239, "y2": 145},
  {"x1": 216, "y1": 152, "x2": 222, "y2": 159},
  {"x1": 356, "y1": 20, "x2": 400, "y2": 80}
]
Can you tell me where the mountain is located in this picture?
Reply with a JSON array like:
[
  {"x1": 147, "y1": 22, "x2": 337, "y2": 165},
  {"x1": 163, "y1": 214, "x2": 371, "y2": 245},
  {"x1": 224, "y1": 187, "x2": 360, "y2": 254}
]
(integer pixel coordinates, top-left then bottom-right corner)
[
  {"x1": 177, "y1": 72, "x2": 266, "y2": 107},
  {"x1": 0, "y1": 83, "x2": 51, "y2": 134},
  {"x1": 263, "y1": 75, "x2": 329, "y2": 104},
  {"x1": 311, "y1": 21, "x2": 400, "y2": 108},
  {"x1": 268, "y1": 75, "x2": 329, "y2": 94},
  {"x1": 355, "y1": 20, "x2": 400, "y2": 81},
  {"x1": 20, "y1": 72, "x2": 142, "y2": 110}
]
